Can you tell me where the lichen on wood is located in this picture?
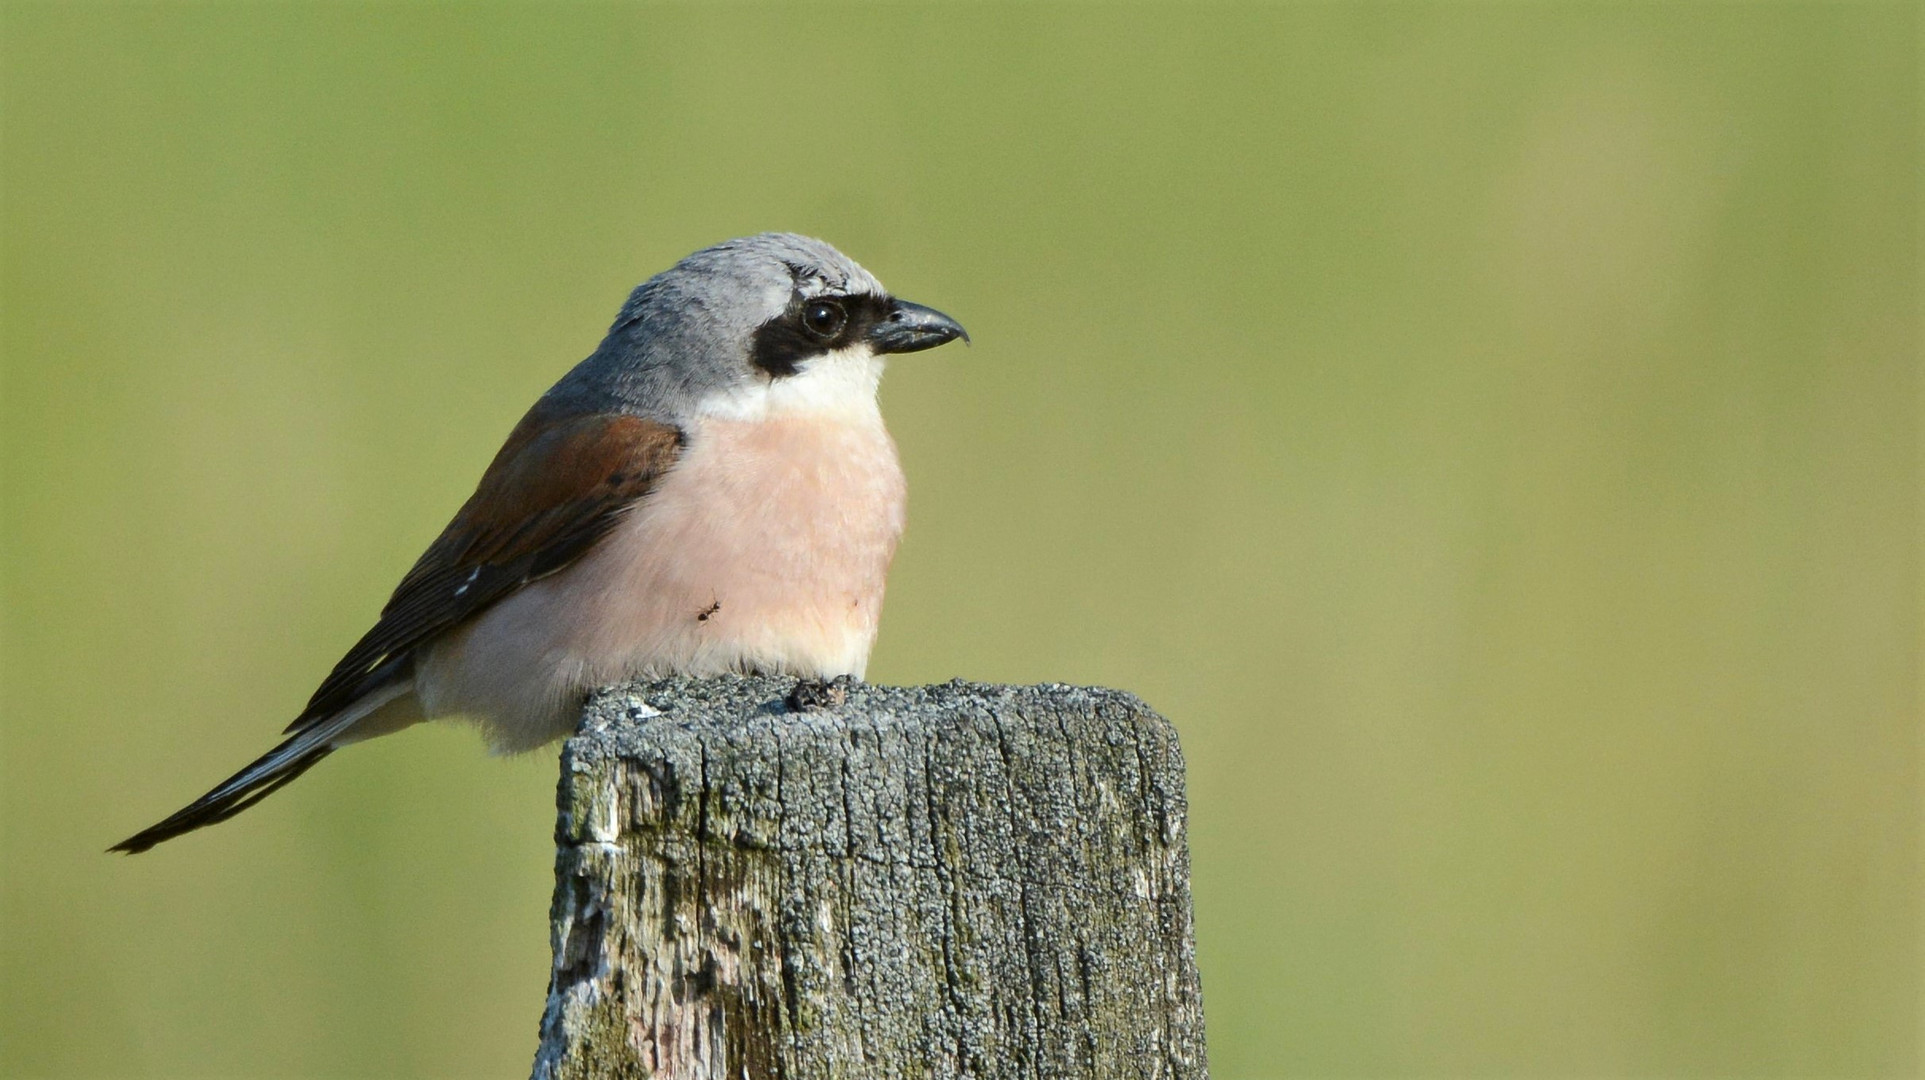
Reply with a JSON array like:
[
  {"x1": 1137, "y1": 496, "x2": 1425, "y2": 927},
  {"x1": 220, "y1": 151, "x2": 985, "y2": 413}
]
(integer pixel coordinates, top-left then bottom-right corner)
[{"x1": 531, "y1": 676, "x2": 1207, "y2": 1080}]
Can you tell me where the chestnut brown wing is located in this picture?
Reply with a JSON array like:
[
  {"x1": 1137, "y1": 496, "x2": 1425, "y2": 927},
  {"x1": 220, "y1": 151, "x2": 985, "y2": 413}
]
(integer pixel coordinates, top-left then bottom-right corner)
[{"x1": 288, "y1": 409, "x2": 684, "y2": 732}]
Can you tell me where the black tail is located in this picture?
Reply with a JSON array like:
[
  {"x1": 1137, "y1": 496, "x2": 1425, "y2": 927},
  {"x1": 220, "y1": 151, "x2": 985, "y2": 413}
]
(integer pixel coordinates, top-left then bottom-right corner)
[{"x1": 110, "y1": 727, "x2": 340, "y2": 854}]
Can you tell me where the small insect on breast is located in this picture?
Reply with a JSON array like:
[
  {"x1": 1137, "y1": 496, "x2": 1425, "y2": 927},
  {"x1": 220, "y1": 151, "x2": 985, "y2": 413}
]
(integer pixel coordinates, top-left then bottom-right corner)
[{"x1": 695, "y1": 599, "x2": 721, "y2": 622}]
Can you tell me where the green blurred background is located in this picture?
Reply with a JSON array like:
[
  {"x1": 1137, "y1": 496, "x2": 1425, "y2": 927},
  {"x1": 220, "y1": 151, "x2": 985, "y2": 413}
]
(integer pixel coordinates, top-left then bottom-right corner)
[{"x1": 2, "y1": 3, "x2": 1916, "y2": 1077}]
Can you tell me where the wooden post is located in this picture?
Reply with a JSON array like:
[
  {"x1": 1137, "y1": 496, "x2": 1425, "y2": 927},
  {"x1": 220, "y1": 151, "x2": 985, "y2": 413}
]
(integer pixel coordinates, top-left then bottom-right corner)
[{"x1": 531, "y1": 676, "x2": 1208, "y2": 1080}]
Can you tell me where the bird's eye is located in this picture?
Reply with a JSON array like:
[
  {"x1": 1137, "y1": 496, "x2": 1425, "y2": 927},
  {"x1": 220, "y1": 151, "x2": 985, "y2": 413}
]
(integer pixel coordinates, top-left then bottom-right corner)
[{"x1": 800, "y1": 299, "x2": 847, "y2": 340}]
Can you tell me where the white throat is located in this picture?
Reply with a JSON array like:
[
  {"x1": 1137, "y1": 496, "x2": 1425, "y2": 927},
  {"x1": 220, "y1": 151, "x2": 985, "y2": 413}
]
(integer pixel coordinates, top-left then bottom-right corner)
[{"x1": 697, "y1": 346, "x2": 886, "y2": 422}]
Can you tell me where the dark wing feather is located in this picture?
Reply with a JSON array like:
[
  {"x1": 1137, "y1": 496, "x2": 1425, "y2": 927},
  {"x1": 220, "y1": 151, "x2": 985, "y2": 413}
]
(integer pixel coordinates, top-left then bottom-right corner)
[
  {"x1": 286, "y1": 409, "x2": 684, "y2": 732},
  {"x1": 112, "y1": 408, "x2": 683, "y2": 853}
]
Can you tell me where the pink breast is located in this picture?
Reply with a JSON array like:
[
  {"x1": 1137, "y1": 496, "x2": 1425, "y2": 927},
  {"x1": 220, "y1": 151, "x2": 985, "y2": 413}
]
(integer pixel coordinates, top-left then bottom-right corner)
[
  {"x1": 415, "y1": 410, "x2": 908, "y2": 751},
  {"x1": 581, "y1": 411, "x2": 908, "y2": 670}
]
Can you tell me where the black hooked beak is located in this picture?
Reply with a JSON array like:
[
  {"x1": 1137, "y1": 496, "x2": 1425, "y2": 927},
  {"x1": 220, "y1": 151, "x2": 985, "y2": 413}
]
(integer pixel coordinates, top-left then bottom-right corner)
[{"x1": 869, "y1": 299, "x2": 969, "y2": 355}]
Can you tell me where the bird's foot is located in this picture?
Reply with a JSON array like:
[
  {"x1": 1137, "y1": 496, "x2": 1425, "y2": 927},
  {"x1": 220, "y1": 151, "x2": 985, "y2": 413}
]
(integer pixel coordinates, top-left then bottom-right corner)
[{"x1": 785, "y1": 674, "x2": 856, "y2": 712}]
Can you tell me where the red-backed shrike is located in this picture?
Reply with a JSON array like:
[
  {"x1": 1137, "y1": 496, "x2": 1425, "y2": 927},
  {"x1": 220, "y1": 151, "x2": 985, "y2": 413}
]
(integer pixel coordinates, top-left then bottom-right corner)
[{"x1": 115, "y1": 233, "x2": 966, "y2": 853}]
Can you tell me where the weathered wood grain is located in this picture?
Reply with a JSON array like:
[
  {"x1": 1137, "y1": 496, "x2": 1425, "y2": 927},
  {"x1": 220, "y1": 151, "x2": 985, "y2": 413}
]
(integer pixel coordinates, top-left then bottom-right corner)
[{"x1": 531, "y1": 676, "x2": 1207, "y2": 1080}]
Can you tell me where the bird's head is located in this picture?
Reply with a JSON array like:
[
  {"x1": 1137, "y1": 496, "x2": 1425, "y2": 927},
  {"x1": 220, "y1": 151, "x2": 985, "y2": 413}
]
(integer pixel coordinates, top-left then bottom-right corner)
[{"x1": 567, "y1": 233, "x2": 968, "y2": 421}]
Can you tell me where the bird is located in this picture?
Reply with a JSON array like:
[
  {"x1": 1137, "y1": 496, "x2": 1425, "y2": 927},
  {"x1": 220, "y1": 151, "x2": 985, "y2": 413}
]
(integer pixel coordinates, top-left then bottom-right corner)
[{"x1": 112, "y1": 233, "x2": 967, "y2": 854}]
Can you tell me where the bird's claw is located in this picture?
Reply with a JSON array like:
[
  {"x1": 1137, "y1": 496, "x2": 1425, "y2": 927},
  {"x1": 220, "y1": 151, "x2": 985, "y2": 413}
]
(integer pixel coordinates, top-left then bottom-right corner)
[{"x1": 786, "y1": 674, "x2": 855, "y2": 712}]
